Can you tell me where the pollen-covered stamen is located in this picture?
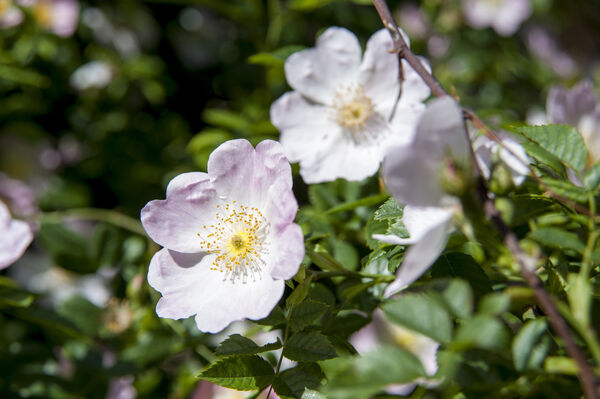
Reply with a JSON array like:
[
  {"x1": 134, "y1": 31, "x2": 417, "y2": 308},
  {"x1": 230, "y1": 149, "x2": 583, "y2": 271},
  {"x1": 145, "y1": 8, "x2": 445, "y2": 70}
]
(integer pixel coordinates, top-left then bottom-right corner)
[
  {"x1": 0, "y1": 0, "x2": 11, "y2": 16},
  {"x1": 196, "y1": 200, "x2": 270, "y2": 284},
  {"x1": 333, "y1": 85, "x2": 375, "y2": 141}
]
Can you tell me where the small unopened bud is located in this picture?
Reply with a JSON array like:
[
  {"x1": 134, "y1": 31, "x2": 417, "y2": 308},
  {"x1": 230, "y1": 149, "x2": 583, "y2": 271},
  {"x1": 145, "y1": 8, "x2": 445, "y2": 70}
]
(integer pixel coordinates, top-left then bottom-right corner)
[
  {"x1": 441, "y1": 157, "x2": 472, "y2": 197},
  {"x1": 489, "y1": 163, "x2": 515, "y2": 196}
]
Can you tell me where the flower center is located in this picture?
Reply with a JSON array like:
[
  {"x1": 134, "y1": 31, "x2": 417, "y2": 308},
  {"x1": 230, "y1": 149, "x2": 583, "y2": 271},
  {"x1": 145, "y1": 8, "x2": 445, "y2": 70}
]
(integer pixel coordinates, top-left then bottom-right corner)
[
  {"x1": 33, "y1": 2, "x2": 53, "y2": 27},
  {"x1": 391, "y1": 327, "x2": 419, "y2": 349},
  {"x1": 333, "y1": 85, "x2": 374, "y2": 133},
  {"x1": 197, "y1": 200, "x2": 269, "y2": 283},
  {"x1": 0, "y1": 0, "x2": 11, "y2": 16}
]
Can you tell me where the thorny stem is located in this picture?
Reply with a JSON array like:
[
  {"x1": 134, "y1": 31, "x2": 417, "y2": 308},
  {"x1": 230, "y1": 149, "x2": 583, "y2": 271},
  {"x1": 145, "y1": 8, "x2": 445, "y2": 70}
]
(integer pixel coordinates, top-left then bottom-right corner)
[
  {"x1": 372, "y1": 0, "x2": 600, "y2": 397},
  {"x1": 267, "y1": 304, "x2": 293, "y2": 398}
]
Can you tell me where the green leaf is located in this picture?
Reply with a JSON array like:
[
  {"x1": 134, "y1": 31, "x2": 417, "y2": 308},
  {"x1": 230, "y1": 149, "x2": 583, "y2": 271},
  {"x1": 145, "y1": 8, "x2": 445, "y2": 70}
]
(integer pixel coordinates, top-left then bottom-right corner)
[
  {"x1": 567, "y1": 273, "x2": 592, "y2": 328},
  {"x1": 544, "y1": 356, "x2": 579, "y2": 375},
  {"x1": 273, "y1": 363, "x2": 323, "y2": 398},
  {"x1": 364, "y1": 214, "x2": 389, "y2": 250},
  {"x1": 479, "y1": 293, "x2": 511, "y2": 316},
  {"x1": 289, "y1": 300, "x2": 329, "y2": 332},
  {"x1": 323, "y1": 313, "x2": 370, "y2": 340},
  {"x1": 199, "y1": 355, "x2": 274, "y2": 391},
  {"x1": 307, "y1": 250, "x2": 345, "y2": 272},
  {"x1": 247, "y1": 45, "x2": 306, "y2": 66},
  {"x1": 215, "y1": 334, "x2": 282, "y2": 357},
  {"x1": 286, "y1": 275, "x2": 314, "y2": 309},
  {"x1": 56, "y1": 296, "x2": 102, "y2": 336},
  {"x1": 374, "y1": 198, "x2": 403, "y2": 221},
  {"x1": 283, "y1": 332, "x2": 337, "y2": 362},
  {"x1": 442, "y1": 279, "x2": 473, "y2": 319},
  {"x1": 202, "y1": 108, "x2": 249, "y2": 132},
  {"x1": 431, "y1": 253, "x2": 492, "y2": 299},
  {"x1": 528, "y1": 227, "x2": 585, "y2": 254},
  {"x1": 516, "y1": 125, "x2": 587, "y2": 171},
  {"x1": 188, "y1": 129, "x2": 234, "y2": 154},
  {"x1": 513, "y1": 318, "x2": 550, "y2": 371},
  {"x1": 454, "y1": 315, "x2": 509, "y2": 350},
  {"x1": 38, "y1": 222, "x2": 97, "y2": 274},
  {"x1": 583, "y1": 161, "x2": 600, "y2": 190},
  {"x1": 332, "y1": 240, "x2": 359, "y2": 271},
  {"x1": 289, "y1": 0, "x2": 335, "y2": 10},
  {"x1": 383, "y1": 293, "x2": 453, "y2": 344},
  {"x1": 520, "y1": 141, "x2": 566, "y2": 176},
  {"x1": 255, "y1": 306, "x2": 286, "y2": 326},
  {"x1": 321, "y1": 346, "x2": 426, "y2": 399},
  {"x1": 326, "y1": 194, "x2": 388, "y2": 215},
  {"x1": 0, "y1": 286, "x2": 35, "y2": 308},
  {"x1": 511, "y1": 194, "x2": 557, "y2": 226},
  {"x1": 541, "y1": 177, "x2": 589, "y2": 203}
]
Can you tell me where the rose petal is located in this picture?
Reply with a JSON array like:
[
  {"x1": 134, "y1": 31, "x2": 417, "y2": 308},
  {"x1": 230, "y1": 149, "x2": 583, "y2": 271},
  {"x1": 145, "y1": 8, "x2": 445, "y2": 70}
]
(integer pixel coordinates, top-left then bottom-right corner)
[
  {"x1": 359, "y1": 29, "x2": 400, "y2": 117},
  {"x1": 271, "y1": 91, "x2": 338, "y2": 163},
  {"x1": 383, "y1": 211, "x2": 452, "y2": 297},
  {"x1": 0, "y1": 201, "x2": 33, "y2": 270},
  {"x1": 141, "y1": 178, "x2": 217, "y2": 252},
  {"x1": 285, "y1": 27, "x2": 361, "y2": 105},
  {"x1": 269, "y1": 223, "x2": 304, "y2": 280},
  {"x1": 547, "y1": 80, "x2": 597, "y2": 126}
]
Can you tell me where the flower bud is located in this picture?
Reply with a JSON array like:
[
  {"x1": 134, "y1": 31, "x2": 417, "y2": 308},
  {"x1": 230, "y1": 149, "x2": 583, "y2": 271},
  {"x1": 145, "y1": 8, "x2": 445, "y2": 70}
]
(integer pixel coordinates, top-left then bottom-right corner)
[
  {"x1": 441, "y1": 157, "x2": 473, "y2": 198},
  {"x1": 489, "y1": 163, "x2": 515, "y2": 196}
]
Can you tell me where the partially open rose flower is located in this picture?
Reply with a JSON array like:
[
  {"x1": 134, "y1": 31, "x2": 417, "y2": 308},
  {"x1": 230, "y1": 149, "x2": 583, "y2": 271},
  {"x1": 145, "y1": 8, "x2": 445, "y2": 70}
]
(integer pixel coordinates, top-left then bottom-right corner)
[
  {"x1": 271, "y1": 27, "x2": 430, "y2": 183},
  {"x1": 473, "y1": 131, "x2": 529, "y2": 187},
  {"x1": 376, "y1": 97, "x2": 468, "y2": 296},
  {"x1": 377, "y1": 98, "x2": 528, "y2": 296},
  {"x1": 141, "y1": 139, "x2": 304, "y2": 333}
]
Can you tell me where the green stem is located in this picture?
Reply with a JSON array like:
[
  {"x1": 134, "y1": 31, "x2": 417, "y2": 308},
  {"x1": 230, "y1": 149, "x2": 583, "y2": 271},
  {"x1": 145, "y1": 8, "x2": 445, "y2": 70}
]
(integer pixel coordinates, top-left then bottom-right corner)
[
  {"x1": 310, "y1": 270, "x2": 395, "y2": 282},
  {"x1": 267, "y1": 303, "x2": 293, "y2": 398},
  {"x1": 557, "y1": 301, "x2": 600, "y2": 373},
  {"x1": 582, "y1": 192, "x2": 598, "y2": 278},
  {"x1": 39, "y1": 208, "x2": 146, "y2": 236}
]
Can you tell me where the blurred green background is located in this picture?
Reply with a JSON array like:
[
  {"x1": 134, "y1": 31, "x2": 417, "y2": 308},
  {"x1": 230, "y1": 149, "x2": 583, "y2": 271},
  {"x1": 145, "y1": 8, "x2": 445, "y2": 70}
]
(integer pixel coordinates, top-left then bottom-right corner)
[{"x1": 1, "y1": 0, "x2": 600, "y2": 397}]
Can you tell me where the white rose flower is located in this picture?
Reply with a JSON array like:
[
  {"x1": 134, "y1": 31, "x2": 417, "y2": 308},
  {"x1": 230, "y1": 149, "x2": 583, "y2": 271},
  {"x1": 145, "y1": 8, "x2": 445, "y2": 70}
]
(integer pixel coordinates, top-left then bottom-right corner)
[{"x1": 271, "y1": 27, "x2": 430, "y2": 183}]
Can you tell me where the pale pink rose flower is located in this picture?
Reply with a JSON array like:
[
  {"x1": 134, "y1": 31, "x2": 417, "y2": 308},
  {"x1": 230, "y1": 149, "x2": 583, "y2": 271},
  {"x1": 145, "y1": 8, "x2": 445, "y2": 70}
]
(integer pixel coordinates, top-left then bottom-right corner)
[
  {"x1": 141, "y1": 139, "x2": 304, "y2": 333},
  {"x1": 0, "y1": 0, "x2": 24, "y2": 28},
  {"x1": 462, "y1": 0, "x2": 532, "y2": 36},
  {"x1": 23, "y1": 0, "x2": 79, "y2": 37},
  {"x1": 526, "y1": 27, "x2": 577, "y2": 78}
]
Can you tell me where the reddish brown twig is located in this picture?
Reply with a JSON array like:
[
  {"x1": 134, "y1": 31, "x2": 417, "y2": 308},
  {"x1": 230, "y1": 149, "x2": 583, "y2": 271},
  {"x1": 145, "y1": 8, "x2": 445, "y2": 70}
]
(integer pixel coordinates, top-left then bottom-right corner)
[{"x1": 372, "y1": 0, "x2": 599, "y2": 397}]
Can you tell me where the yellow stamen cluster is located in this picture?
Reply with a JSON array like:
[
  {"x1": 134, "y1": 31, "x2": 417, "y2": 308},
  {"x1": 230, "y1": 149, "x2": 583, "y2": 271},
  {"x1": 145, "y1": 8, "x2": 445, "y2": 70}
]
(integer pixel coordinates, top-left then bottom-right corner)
[
  {"x1": 390, "y1": 325, "x2": 419, "y2": 349},
  {"x1": 197, "y1": 200, "x2": 269, "y2": 283},
  {"x1": 0, "y1": 0, "x2": 11, "y2": 16},
  {"x1": 33, "y1": 2, "x2": 52, "y2": 27},
  {"x1": 333, "y1": 85, "x2": 374, "y2": 134}
]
